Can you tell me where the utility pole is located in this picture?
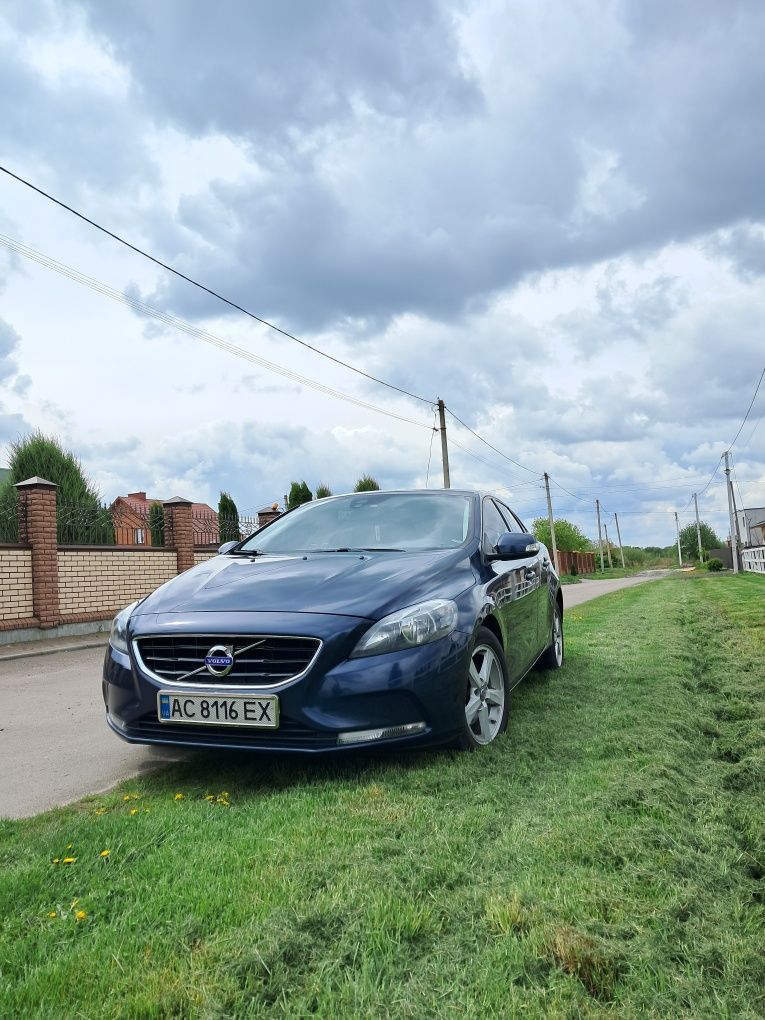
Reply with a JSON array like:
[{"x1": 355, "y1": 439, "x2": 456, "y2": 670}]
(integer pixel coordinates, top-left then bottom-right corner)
[
  {"x1": 543, "y1": 472, "x2": 560, "y2": 574},
  {"x1": 724, "y1": 451, "x2": 739, "y2": 573},
  {"x1": 595, "y1": 499, "x2": 605, "y2": 572},
  {"x1": 674, "y1": 511, "x2": 682, "y2": 567},
  {"x1": 693, "y1": 493, "x2": 703, "y2": 561},
  {"x1": 436, "y1": 398, "x2": 450, "y2": 490},
  {"x1": 603, "y1": 522, "x2": 614, "y2": 569},
  {"x1": 613, "y1": 512, "x2": 626, "y2": 569}
]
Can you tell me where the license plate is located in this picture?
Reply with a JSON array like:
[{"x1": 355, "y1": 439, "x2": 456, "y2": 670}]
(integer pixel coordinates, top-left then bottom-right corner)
[{"x1": 157, "y1": 692, "x2": 279, "y2": 729}]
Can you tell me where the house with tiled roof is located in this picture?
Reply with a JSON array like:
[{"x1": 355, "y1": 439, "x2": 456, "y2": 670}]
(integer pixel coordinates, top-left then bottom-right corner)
[{"x1": 111, "y1": 491, "x2": 219, "y2": 546}]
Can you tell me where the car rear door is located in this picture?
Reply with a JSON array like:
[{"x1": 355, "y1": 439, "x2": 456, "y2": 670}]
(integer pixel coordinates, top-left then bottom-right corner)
[{"x1": 482, "y1": 497, "x2": 538, "y2": 682}]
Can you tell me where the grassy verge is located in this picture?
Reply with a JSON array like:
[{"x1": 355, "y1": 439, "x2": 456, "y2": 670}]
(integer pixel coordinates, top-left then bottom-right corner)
[{"x1": 1, "y1": 573, "x2": 763, "y2": 1017}]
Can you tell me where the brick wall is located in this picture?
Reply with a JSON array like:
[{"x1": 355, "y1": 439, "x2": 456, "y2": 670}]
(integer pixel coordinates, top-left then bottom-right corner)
[
  {"x1": 57, "y1": 549, "x2": 178, "y2": 617},
  {"x1": 194, "y1": 551, "x2": 217, "y2": 565},
  {"x1": 0, "y1": 547, "x2": 34, "y2": 623}
]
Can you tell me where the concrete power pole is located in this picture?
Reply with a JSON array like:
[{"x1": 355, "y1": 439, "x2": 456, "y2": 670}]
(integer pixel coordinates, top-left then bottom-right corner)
[
  {"x1": 674, "y1": 511, "x2": 682, "y2": 567},
  {"x1": 595, "y1": 499, "x2": 605, "y2": 572},
  {"x1": 613, "y1": 512, "x2": 626, "y2": 569},
  {"x1": 724, "y1": 451, "x2": 739, "y2": 573},
  {"x1": 543, "y1": 472, "x2": 560, "y2": 574},
  {"x1": 693, "y1": 493, "x2": 703, "y2": 561},
  {"x1": 603, "y1": 522, "x2": 614, "y2": 569},
  {"x1": 436, "y1": 398, "x2": 451, "y2": 490}
]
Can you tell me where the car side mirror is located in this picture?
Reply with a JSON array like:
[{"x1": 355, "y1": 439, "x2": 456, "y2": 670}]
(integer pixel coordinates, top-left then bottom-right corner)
[
  {"x1": 490, "y1": 532, "x2": 540, "y2": 561},
  {"x1": 218, "y1": 540, "x2": 239, "y2": 555}
]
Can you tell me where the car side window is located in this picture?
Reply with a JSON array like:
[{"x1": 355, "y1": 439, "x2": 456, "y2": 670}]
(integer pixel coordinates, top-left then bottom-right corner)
[
  {"x1": 482, "y1": 498, "x2": 509, "y2": 554},
  {"x1": 497, "y1": 500, "x2": 525, "y2": 533}
]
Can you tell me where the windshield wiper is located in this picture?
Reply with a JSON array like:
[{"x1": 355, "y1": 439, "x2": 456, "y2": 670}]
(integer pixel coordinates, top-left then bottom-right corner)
[
  {"x1": 316, "y1": 547, "x2": 405, "y2": 553},
  {"x1": 226, "y1": 548, "x2": 265, "y2": 556}
]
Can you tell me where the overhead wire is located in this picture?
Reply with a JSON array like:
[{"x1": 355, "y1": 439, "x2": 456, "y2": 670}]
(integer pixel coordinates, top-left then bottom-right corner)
[
  {"x1": 444, "y1": 407, "x2": 541, "y2": 478},
  {"x1": 728, "y1": 365, "x2": 765, "y2": 449},
  {"x1": 0, "y1": 163, "x2": 433, "y2": 408},
  {"x1": 0, "y1": 234, "x2": 432, "y2": 432}
]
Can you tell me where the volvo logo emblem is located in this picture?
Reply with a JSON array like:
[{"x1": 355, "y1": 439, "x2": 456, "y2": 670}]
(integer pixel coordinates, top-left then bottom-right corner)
[{"x1": 204, "y1": 644, "x2": 234, "y2": 677}]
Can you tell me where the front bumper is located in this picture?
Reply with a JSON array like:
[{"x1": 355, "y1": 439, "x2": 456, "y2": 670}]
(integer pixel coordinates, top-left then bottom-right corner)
[{"x1": 103, "y1": 610, "x2": 472, "y2": 753}]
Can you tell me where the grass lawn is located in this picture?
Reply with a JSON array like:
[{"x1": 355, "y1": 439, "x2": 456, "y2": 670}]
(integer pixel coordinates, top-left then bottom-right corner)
[{"x1": 1, "y1": 573, "x2": 763, "y2": 1018}]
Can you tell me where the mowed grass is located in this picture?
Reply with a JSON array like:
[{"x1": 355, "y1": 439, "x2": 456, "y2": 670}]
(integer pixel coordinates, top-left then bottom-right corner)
[{"x1": 1, "y1": 573, "x2": 763, "y2": 1018}]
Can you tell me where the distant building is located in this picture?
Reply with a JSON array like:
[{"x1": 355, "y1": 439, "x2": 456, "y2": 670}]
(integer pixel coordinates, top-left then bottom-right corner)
[
  {"x1": 111, "y1": 491, "x2": 218, "y2": 546},
  {"x1": 737, "y1": 506, "x2": 765, "y2": 547}
]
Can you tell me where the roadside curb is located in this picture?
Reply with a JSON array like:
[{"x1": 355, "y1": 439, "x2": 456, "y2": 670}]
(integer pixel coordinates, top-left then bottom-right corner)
[{"x1": 0, "y1": 639, "x2": 108, "y2": 662}]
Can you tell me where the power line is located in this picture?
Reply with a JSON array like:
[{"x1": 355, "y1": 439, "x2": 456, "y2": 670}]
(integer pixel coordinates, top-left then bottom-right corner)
[
  {"x1": 728, "y1": 365, "x2": 765, "y2": 449},
  {"x1": 445, "y1": 407, "x2": 541, "y2": 478},
  {"x1": 0, "y1": 234, "x2": 432, "y2": 432},
  {"x1": 0, "y1": 163, "x2": 433, "y2": 408}
]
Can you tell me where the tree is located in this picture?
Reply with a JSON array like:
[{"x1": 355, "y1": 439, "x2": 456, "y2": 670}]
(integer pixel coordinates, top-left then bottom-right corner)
[
  {"x1": 287, "y1": 481, "x2": 313, "y2": 510},
  {"x1": 532, "y1": 517, "x2": 592, "y2": 552},
  {"x1": 315, "y1": 483, "x2": 333, "y2": 499},
  {"x1": 148, "y1": 502, "x2": 165, "y2": 547},
  {"x1": 679, "y1": 520, "x2": 722, "y2": 561},
  {"x1": 354, "y1": 474, "x2": 380, "y2": 492},
  {"x1": 218, "y1": 491, "x2": 241, "y2": 542},
  {"x1": 0, "y1": 431, "x2": 113, "y2": 544}
]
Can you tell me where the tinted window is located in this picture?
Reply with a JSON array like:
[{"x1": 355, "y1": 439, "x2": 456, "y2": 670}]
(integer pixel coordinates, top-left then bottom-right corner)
[
  {"x1": 482, "y1": 498, "x2": 509, "y2": 553},
  {"x1": 496, "y1": 500, "x2": 525, "y2": 533},
  {"x1": 241, "y1": 492, "x2": 474, "y2": 553}
]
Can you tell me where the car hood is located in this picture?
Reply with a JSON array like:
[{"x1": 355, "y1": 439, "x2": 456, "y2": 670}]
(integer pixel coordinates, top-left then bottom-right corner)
[{"x1": 134, "y1": 548, "x2": 477, "y2": 621}]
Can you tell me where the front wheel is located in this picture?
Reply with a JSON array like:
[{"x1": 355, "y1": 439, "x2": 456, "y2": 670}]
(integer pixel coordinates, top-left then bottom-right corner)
[
  {"x1": 541, "y1": 602, "x2": 564, "y2": 670},
  {"x1": 457, "y1": 626, "x2": 510, "y2": 750}
]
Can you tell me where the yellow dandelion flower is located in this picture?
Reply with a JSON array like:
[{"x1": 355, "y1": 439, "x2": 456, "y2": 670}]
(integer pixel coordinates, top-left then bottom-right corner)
[
  {"x1": 123, "y1": 795, "x2": 131, "y2": 801},
  {"x1": 100, "y1": 849, "x2": 110, "y2": 858},
  {"x1": 66, "y1": 843, "x2": 73, "y2": 850},
  {"x1": 75, "y1": 910, "x2": 87, "y2": 921},
  {"x1": 204, "y1": 794, "x2": 215, "y2": 801},
  {"x1": 48, "y1": 911, "x2": 57, "y2": 919},
  {"x1": 62, "y1": 857, "x2": 77, "y2": 864},
  {"x1": 174, "y1": 793, "x2": 185, "y2": 801},
  {"x1": 52, "y1": 858, "x2": 60, "y2": 865},
  {"x1": 130, "y1": 808, "x2": 138, "y2": 816},
  {"x1": 94, "y1": 807, "x2": 107, "y2": 815}
]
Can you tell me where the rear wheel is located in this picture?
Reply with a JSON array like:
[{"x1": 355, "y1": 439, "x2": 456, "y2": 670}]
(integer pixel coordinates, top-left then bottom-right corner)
[
  {"x1": 541, "y1": 602, "x2": 564, "y2": 669},
  {"x1": 457, "y1": 626, "x2": 509, "y2": 750}
]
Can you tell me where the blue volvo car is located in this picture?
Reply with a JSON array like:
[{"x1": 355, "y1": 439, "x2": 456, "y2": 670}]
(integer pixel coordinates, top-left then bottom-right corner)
[{"x1": 103, "y1": 489, "x2": 563, "y2": 753}]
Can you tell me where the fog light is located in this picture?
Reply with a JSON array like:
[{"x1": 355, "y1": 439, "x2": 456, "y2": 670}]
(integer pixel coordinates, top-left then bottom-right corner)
[{"x1": 336, "y1": 722, "x2": 427, "y2": 746}]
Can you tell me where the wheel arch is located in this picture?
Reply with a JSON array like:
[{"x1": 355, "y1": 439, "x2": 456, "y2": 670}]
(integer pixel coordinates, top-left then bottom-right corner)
[{"x1": 479, "y1": 612, "x2": 504, "y2": 650}]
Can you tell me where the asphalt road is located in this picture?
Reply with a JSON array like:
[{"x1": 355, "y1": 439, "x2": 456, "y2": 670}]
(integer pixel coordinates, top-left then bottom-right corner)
[
  {"x1": 0, "y1": 641, "x2": 187, "y2": 820},
  {"x1": 0, "y1": 570, "x2": 671, "y2": 819},
  {"x1": 562, "y1": 569, "x2": 672, "y2": 608}
]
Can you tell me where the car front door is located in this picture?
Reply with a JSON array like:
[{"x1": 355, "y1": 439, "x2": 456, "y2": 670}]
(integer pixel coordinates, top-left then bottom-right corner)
[
  {"x1": 497, "y1": 501, "x2": 549, "y2": 658},
  {"x1": 481, "y1": 497, "x2": 538, "y2": 683}
]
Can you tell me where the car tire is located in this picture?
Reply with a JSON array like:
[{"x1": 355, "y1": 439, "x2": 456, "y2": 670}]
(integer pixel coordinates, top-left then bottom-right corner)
[
  {"x1": 457, "y1": 626, "x2": 510, "y2": 750},
  {"x1": 541, "y1": 602, "x2": 564, "y2": 670}
]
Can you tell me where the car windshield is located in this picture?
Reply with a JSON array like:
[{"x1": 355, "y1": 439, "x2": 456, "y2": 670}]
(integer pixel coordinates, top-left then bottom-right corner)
[{"x1": 240, "y1": 492, "x2": 474, "y2": 554}]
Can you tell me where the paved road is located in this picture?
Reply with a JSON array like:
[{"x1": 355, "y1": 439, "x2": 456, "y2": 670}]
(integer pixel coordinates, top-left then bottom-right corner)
[
  {"x1": 1, "y1": 571, "x2": 672, "y2": 819},
  {"x1": 0, "y1": 641, "x2": 187, "y2": 819},
  {"x1": 562, "y1": 569, "x2": 672, "y2": 609}
]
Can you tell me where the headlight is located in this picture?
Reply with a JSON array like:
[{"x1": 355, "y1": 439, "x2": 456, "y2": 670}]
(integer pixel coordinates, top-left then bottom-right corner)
[
  {"x1": 351, "y1": 599, "x2": 458, "y2": 658},
  {"x1": 109, "y1": 601, "x2": 139, "y2": 655}
]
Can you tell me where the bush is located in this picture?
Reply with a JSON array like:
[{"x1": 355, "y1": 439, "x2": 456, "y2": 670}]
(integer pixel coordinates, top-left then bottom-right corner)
[
  {"x1": 218, "y1": 491, "x2": 241, "y2": 542},
  {"x1": 287, "y1": 481, "x2": 313, "y2": 510},
  {"x1": 708, "y1": 558, "x2": 724, "y2": 572},
  {"x1": 315, "y1": 483, "x2": 333, "y2": 499},
  {"x1": 148, "y1": 502, "x2": 164, "y2": 547},
  {"x1": 354, "y1": 474, "x2": 380, "y2": 492}
]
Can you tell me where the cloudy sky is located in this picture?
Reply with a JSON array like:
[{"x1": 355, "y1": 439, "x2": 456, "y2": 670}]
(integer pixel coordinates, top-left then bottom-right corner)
[{"x1": 1, "y1": 0, "x2": 764, "y2": 546}]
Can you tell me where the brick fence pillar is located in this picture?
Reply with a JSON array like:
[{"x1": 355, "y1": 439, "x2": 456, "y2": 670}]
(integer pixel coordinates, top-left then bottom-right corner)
[
  {"x1": 163, "y1": 497, "x2": 195, "y2": 574},
  {"x1": 16, "y1": 476, "x2": 59, "y2": 628}
]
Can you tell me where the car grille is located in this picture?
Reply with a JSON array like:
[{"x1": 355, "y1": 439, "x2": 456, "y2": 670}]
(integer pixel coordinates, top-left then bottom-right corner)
[
  {"x1": 127, "y1": 713, "x2": 337, "y2": 749},
  {"x1": 133, "y1": 634, "x2": 321, "y2": 687}
]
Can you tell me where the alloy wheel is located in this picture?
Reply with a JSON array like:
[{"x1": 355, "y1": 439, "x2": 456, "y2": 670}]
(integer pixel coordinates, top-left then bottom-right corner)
[{"x1": 465, "y1": 643, "x2": 505, "y2": 745}]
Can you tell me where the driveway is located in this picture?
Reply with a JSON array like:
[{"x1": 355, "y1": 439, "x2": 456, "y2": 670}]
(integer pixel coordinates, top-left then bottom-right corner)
[{"x1": 1, "y1": 570, "x2": 672, "y2": 819}]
